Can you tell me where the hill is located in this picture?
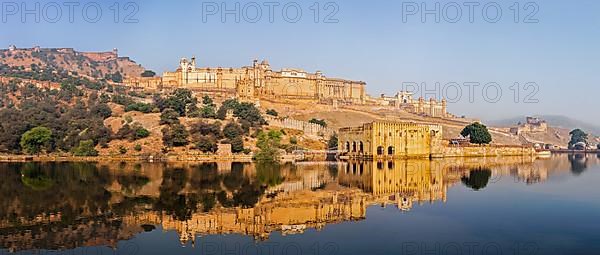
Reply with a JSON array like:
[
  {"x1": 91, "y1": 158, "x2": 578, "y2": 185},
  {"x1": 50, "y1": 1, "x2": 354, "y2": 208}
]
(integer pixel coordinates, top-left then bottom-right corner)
[
  {"x1": 488, "y1": 115, "x2": 600, "y2": 136},
  {"x1": 0, "y1": 46, "x2": 146, "y2": 80}
]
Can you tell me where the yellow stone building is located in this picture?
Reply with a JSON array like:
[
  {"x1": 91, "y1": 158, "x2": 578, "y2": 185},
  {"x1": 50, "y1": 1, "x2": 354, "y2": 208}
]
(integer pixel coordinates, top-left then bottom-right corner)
[
  {"x1": 125, "y1": 57, "x2": 366, "y2": 104},
  {"x1": 338, "y1": 121, "x2": 444, "y2": 159},
  {"x1": 370, "y1": 91, "x2": 449, "y2": 117}
]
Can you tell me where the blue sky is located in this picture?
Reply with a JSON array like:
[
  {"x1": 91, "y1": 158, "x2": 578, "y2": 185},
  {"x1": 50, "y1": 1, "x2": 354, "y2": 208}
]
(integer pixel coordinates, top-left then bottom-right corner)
[{"x1": 2, "y1": 0, "x2": 599, "y2": 125}]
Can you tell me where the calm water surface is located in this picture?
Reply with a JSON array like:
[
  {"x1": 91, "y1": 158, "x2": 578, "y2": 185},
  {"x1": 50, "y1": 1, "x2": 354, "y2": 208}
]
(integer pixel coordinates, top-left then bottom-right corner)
[{"x1": 1, "y1": 154, "x2": 599, "y2": 255}]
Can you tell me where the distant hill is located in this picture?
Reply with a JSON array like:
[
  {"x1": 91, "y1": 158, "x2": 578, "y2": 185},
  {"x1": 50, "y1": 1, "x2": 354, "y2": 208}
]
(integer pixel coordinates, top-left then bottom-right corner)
[
  {"x1": 488, "y1": 115, "x2": 600, "y2": 135},
  {"x1": 0, "y1": 46, "x2": 145, "y2": 80}
]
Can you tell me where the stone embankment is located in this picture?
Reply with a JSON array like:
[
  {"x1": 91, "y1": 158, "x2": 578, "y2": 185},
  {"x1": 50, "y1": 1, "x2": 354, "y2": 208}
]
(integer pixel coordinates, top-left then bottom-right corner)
[
  {"x1": 264, "y1": 115, "x2": 335, "y2": 137},
  {"x1": 0, "y1": 154, "x2": 253, "y2": 162},
  {"x1": 440, "y1": 145, "x2": 536, "y2": 158}
]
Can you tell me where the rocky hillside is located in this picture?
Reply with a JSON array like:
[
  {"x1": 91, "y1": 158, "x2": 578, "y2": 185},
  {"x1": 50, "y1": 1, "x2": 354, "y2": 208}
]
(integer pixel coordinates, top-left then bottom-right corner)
[
  {"x1": 489, "y1": 115, "x2": 600, "y2": 135},
  {"x1": 259, "y1": 99, "x2": 596, "y2": 147},
  {"x1": 0, "y1": 46, "x2": 145, "y2": 80}
]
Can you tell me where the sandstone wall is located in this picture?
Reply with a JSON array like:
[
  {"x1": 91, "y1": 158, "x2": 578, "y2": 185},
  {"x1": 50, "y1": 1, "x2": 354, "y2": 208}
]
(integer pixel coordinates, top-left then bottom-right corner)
[
  {"x1": 441, "y1": 145, "x2": 536, "y2": 158},
  {"x1": 265, "y1": 115, "x2": 334, "y2": 137}
]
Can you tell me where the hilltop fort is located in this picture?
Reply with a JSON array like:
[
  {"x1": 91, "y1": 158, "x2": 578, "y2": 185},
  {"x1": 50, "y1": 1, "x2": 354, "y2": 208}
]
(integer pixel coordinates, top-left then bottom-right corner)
[
  {"x1": 124, "y1": 56, "x2": 450, "y2": 118},
  {"x1": 0, "y1": 45, "x2": 144, "y2": 79},
  {"x1": 1, "y1": 46, "x2": 594, "y2": 156}
]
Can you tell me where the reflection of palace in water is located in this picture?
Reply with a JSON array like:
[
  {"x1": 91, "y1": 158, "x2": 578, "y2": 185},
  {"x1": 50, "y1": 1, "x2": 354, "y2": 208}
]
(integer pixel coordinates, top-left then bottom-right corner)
[{"x1": 0, "y1": 154, "x2": 597, "y2": 251}]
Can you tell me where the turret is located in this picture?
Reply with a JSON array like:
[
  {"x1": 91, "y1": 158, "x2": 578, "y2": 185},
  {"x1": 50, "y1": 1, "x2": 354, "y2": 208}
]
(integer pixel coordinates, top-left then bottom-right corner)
[
  {"x1": 418, "y1": 97, "x2": 424, "y2": 114},
  {"x1": 316, "y1": 70, "x2": 323, "y2": 78},
  {"x1": 429, "y1": 98, "x2": 436, "y2": 116},
  {"x1": 441, "y1": 98, "x2": 447, "y2": 117},
  {"x1": 260, "y1": 59, "x2": 271, "y2": 70}
]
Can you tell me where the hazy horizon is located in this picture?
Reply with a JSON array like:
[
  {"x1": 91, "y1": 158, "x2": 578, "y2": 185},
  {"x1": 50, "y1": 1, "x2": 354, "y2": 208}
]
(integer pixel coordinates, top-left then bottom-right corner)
[{"x1": 2, "y1": 0, "x2": 599, "y2": 125}]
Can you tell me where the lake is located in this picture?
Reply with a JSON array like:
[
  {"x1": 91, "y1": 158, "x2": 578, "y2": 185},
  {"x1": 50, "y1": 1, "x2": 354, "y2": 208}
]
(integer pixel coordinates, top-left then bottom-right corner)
[{"x1": 1, "y1": 154, "x2": 599, "y2": 255}]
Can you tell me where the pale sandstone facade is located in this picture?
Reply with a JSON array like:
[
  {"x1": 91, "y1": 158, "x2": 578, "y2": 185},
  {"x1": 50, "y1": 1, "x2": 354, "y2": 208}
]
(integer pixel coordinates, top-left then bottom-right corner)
[
  {"x1": 338, "y1": 121, "x2": 536, "y2": 159},
  {"x1": 510, "y1": 116, "x2": 548, "y2": 135},
  {"x1": 263, "y1": 115, "x2": 335, "y2": 137},
  {"x1": 369, "y1": 91, "x2": 448, "y2": 117},
  {"x1": 338, "y1": 121, "x2": 444, "y2": 159},
  {"x1": 125, "y1": 57, "x2": 366, "y2": 104}
]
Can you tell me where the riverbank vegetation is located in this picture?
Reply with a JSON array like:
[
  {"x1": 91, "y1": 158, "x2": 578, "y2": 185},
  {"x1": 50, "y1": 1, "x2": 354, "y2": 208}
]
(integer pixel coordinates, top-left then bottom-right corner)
[{"x1": 0, "y1": 77, "x2": 312, "y2": 160}]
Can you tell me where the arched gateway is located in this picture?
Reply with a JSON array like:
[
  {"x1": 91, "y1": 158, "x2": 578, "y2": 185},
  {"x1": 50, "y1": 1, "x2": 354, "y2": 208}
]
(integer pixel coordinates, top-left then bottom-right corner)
[{"x1": 337, "y1": 121, "x2": 443, "y2": 159}]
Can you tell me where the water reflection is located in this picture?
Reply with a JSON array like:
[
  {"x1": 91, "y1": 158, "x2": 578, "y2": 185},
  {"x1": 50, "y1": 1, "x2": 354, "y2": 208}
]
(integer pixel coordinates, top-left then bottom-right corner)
[
  {"x1": 461, "y1": 167, "x2": 492, "y2": 191},
  {"x1": 0, "y1": 154, "x2": 598, "y2": 252},
  {"x1": 568, "y1": 153, "x2": 588, "y2": 175}
]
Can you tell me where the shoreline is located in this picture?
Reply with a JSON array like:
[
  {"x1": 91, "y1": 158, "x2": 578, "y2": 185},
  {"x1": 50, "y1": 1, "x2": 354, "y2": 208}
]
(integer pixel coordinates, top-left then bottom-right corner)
[
  {"x1": 0, "y1": 152, "x2": 543, "y2": 163},
  {"x1": 0, "y1": 154, "x2": 255, "y2": 163}
]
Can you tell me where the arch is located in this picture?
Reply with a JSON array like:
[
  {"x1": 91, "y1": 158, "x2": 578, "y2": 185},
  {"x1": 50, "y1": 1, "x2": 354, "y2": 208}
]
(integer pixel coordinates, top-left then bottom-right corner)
[
  {"x1": 387, "y1": 161, "x2": 395, "y2": 170},
  {"x1": 352, "y1": 142, "x2": 357, "y2": 152},
  {"x1": 377, "y1": 146, "x2": 384, "y2": 155},
  {"x1": 388, "y1": 146, "x2": 395, "y2": 155},
  {"x1": 345, "y1": 142, "x2": 350, "y2": 152},
  {"x1": 359, "y1": 141, "x2": 364, "y2": 153}
]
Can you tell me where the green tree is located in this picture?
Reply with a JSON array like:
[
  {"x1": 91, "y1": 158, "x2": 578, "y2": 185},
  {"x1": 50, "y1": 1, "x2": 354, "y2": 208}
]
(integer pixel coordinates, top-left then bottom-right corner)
[
  {"x1": 162, "y1": 123, "x2": 189, "y2": 147},
  {"x1": 200, "y1": 97, "x2": 217, "y2": 119},
  {"x1": 20, "y1": 127, "x2": 52, "y2": 154},
  {"x1": 126, "y1": 102, "x2": 154, "y2": 113},
  {"x1": 568, "y1": 129, "x2": 588, "y2": 149},
  {"x1": 160, "y1": 108, "x2": 180, "y2": 125},
  {"x1": 90, "y1": 103, "x2": 112, "y2": 119},
  {"x1": 202, "y1": 95, "x2": 214, "y2": 106},
  {"x1": 154, "y1": 89, "x2": 197, "y2": 116},
  {"x1": 115, "y1": 124, "x2": 133, "y2": 140},
  {"x1": 228, "y1": 136, "x2": 245, "y2": 153},
  {"x1": 309, "y1": 118, "x2": 327, "y2": 127},
  {"x1": 236, "y1": 102, "x2": 265, "y2": 125},
  {"x1": 460, "y1": 122, "x2": 492, "y2": 144},
  {"x1": 266, "y1": 109, "x2": 278, "y2": 116},
  {"x1": 141, "y1": 70, "x2": 156, "y2": 77},
  {"x1": 190, "y1": 121, "x2": 222, "y2": 138},
  {"x1": 327, "y1": 134, "x2": 338, "y2": 149},
  {"x1": 201, "y1": 105, "x2": 217, "y2": 119},
  {"x1": 223, "y1": 122, "x2": 243, "y2": 140},
  {"x1": 255, "y1": 130, "x2": 282, "y2": 161},
  {"x1": 133, "y1": 126, "x2": 151, "y2": 140},
  {"x1": 171, "y1": 89, "x2": 195, "y2": 116},
  {"x1": 111, "y1": 72, "x2": 123, "y2": 83},
  {"x1": 196, "y1": 135, "x2": 218, "y2": 153},
  {"x1": 216, "y1": 99, "x2": 265, "y2": 125},
  {"x1": 216, "y1": 99, "x2": 238, "y2": 119},
  {"x1": 72, "y1": 139, "x2": 99, "y2": 156}
]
